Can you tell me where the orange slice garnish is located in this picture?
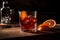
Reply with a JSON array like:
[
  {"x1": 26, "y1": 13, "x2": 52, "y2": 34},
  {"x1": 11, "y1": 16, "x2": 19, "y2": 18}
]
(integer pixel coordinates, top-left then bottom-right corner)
[
  {"x1": 38, "y1": 24, "x2": 50, "y2": 31},
  {"x1": 20, "y1": 11, "x2": 27, "y2": 20},
  {"x1": 43, "y1": 19, "x2": 56, "y2": 28}
]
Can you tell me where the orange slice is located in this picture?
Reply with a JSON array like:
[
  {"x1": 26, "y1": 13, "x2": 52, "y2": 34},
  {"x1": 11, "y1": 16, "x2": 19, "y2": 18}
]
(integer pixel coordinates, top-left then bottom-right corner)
[
  {"x1": 20, "y1": 11, "x2": 27, "y2": 20},
  {"x1": 43, "y1": 19, "x2": 56, "y2": 28},
  {"x1": 38, "y1": 24, "x2": 50, "y2": 31}
]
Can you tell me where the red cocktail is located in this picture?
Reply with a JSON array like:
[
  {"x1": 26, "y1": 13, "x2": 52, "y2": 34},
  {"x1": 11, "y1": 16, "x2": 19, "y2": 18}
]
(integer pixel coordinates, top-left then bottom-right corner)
[{"x1": 19, "y1": 11, "x2": 37, "y2": 32}]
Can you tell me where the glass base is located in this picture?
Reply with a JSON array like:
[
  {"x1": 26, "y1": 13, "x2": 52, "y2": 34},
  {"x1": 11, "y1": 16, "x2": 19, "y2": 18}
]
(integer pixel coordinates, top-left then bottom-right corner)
[{"x1": 21, "y1": 29, "x2": 37, "y2": 33}]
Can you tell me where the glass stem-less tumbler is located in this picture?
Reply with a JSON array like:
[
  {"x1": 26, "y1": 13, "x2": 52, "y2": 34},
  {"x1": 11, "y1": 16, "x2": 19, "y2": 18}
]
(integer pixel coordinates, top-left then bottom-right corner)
[{"x1": 19, "y1": 11, "x2": 37, "y2": 32}]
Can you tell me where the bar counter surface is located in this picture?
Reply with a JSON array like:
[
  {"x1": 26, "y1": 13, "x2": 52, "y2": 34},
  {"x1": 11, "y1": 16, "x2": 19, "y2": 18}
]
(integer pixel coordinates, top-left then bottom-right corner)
[{"x1": 0, "y1": 24, "x2": 60, "y2": 40}]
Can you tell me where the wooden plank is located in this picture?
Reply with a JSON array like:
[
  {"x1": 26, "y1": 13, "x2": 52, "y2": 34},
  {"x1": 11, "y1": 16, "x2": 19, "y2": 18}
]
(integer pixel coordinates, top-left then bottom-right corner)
[{"x1": 0, "y1": 24, "x2": 60, "y2": 39}]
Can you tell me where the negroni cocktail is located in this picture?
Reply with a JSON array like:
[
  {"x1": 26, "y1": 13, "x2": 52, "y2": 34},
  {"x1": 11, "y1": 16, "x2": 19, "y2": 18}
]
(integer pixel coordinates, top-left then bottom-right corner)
[{"x1": 19, "y1": 11, "x2": 37, "y2": 32}]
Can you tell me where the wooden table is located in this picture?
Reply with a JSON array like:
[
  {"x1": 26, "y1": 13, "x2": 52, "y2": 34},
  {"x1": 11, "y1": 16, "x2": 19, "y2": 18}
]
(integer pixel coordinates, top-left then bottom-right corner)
[
  {"x1": 0, "y1": 24, "x2": 60, "y2": 39},
  {"x1": 0, "y1": 23, "x2": 19, "y2": 28},
  {"x1": 0, "y1": 23, "x2": 7, "y2": 26},
  {"x1": 0, "y1": 27, "x2": 38, "y2": 39}
]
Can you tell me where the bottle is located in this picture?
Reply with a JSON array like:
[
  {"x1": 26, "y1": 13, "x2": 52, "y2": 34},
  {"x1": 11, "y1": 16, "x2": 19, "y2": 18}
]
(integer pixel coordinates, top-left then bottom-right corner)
[
  {"x1": 0, "y1": 1, "x2": 11, "y2": 24},
  {"x1": 0, "y1": 6, "x2": 1, "y2": 23},
  {"x1": 9, "y1": 9, "x2": 15, "y2": 24}
]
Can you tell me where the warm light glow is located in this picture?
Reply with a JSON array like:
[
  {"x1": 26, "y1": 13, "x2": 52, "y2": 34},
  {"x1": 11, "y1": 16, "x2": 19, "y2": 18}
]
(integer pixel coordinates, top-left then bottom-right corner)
[{"x1": 38, "y1": 26, "x2": 42, "y2": 31}]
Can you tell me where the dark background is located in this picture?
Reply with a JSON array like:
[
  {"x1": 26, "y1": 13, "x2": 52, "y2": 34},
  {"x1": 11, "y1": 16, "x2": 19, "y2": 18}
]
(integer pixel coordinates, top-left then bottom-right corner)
[{"x1": 0, "y1": 0, "x2": 57, "y2": 24}]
